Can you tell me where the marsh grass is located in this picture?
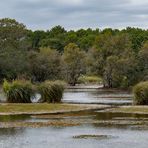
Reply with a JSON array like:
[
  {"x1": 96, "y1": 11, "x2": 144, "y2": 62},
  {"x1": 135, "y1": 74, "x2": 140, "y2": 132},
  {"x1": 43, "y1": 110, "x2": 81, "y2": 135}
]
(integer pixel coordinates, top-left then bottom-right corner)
[
  {"x1": 0, "y1": 120, "x2": 80, "y2": 128},
  {"x1": 3, "y1": 79, "x2": 34, "y2": 103},
  {"x1": 110, "y1": 106, "x2": 148, "y2": 114},
  {"x1": 73, "y1": 135, "x2": 109, "y2": 139},
  {"x1": 133, "y1": 81, "x2": 148, "y2": 105},
  {"x1": 2, "y1": 79, "x2": 65, "y2": 103},
  {"x1": 38, "y1": 80, "x2": 65, "y2": 103},
  {"x1": 0, "y1": 103, "x2": 92, "y2": 114}
]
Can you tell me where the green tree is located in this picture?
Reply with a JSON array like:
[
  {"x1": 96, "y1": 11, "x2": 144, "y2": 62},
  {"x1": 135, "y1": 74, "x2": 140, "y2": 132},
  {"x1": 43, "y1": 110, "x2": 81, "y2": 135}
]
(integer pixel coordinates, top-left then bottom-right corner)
[
  {"x1": 122, "y1": 27, "x2": 148, "y2": 52},
  {"x1": 28, "y1": 30, "x2": 46, "y2": 50},
  {"x1": 0, "y1": 18, "x2": 28, "y2": 50},
  {"x1": 40, "y1": 26, "x2": 66, "y2": 52},
  {"x1": 103, "y1": 56, "x2": 119, "y2": 88},
  {"x1": 0, "y1": 18, "x2": 29, "y2": 81},
  {"x1": 138, "y1": 41, "x2": 148, "y2": 80},
  {"x1": 104, "y1": 50, "x2": 138, "y2": 88},
  {"x1": 28, "y1": 48, "x2": 62, "y2": 82},
  {"x1": 63, "y1": 43, "x2": 86, "y2": 86},
  {"x1": 87, "y1": 48, "x2": 104, "y2": 76}
]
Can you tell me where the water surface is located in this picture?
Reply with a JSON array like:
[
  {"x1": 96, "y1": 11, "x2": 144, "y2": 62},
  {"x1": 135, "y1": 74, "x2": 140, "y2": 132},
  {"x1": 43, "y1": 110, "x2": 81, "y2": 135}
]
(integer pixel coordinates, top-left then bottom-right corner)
[
  {"x1": 0, "y1": 111, "x2": 148, "y2": 148},
  {"x1": 0, "y1": 86, "x2": 147, "y2": 148},
  {"x1": 63, "y1": 87, "x2": 132, "y2": 105}
]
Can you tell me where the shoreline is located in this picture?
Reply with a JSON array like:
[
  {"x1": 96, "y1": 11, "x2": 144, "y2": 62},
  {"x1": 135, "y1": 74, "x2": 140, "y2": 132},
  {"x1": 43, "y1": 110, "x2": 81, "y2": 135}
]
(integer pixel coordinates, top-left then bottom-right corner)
[
  {"x1": 0, "y1": 103, "x2": 111, "y2": 116},
  {"x1": 105, "y1": 106, "x2": 148, "y2": 115},
  {"x1": 0, "y1": 103, "x2": 148, "y2": 116}
]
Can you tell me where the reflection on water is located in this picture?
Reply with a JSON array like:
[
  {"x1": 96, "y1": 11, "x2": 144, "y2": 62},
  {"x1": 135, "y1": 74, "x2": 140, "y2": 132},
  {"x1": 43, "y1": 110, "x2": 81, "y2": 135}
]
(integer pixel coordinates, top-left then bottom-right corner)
[
  {"x1": 0, "y1": 115, "x2": 30, "y2": 122},
  {"x1": 0, "y1": 87, "x2": 147, "y2": 148},
  {"x1": 63, "y1": 88, "x2": 132, "y2": 105},
  {"x1": 0, "y1": 86, "x2": 133, "y2": 105},
  {"x1": 0, "y1": 111, "x2": 148, "y2": 148},
  {"x1": 0, "y1": 128, "x2": 24, "y2": 136}
]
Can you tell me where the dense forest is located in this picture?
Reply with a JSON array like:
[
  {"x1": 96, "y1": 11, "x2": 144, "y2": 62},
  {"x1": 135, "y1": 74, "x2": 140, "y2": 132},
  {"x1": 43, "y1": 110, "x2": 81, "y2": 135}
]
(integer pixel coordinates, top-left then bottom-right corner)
[{"x1": 0, "y1": 18, "x2": 147, "y2": 88}]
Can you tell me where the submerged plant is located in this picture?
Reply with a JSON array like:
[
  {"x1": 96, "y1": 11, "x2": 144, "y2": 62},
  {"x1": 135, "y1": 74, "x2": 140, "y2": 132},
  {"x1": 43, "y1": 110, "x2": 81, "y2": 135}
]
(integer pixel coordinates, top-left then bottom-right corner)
[
  {"x1": 3, "y1": 79, "x2": 34, "y2": 103},
  {"x1": 38, "y1": 80, "x2": 65, "y2": 103}
]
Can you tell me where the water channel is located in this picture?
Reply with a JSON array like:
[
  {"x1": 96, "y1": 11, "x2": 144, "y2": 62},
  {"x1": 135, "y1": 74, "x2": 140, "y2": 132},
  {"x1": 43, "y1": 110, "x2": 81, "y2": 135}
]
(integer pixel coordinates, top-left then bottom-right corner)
[{"x1": 0, "y1": 87, "x2": 148, "y2": 148}]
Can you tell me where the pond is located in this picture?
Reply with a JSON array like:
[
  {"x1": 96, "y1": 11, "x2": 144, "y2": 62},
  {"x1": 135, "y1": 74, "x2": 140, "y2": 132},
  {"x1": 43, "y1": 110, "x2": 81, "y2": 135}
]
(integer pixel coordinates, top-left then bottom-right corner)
[
  {"x1": 0, "y1": 86, "x2": 147, "y2": 148},
  {"x1": 0, "y1": 111, "x2": 148, "y2": 148},
  {"x1": 0, "y1": 85, "x2": 132, "y2": 105},
  {"x1": 63, "y1": 87, "x2": 132, "y2": 105}
]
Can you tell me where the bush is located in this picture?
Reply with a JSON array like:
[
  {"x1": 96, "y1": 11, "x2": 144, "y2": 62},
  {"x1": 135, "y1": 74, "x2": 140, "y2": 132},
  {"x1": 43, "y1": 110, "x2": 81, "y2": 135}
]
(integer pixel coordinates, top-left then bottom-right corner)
[
  {"x1": 3, "y1": 79, "x2": 34, "y2": 103},
  {"x1": 78, "y1": 75, "x2": 102, "y2": 84},
  {"x1": 133, "y1": 81, "x2": 148, "y2": 105},
  {"x1": 38, "y1": 81, "x2": 65, "y2": 103}
]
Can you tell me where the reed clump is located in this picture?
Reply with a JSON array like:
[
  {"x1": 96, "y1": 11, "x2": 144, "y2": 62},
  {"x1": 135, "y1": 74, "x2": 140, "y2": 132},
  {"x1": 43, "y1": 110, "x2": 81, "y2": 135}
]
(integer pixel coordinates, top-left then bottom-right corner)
[
  {"x1": 3, "y1": 79, "x2": 34, "y2": 103},
  {"x1": 38, "y1": 80, "x2": 65, "y2": 103},
  {"x1": 133, "y1": 81, "x2": 148, "y2": 105}
]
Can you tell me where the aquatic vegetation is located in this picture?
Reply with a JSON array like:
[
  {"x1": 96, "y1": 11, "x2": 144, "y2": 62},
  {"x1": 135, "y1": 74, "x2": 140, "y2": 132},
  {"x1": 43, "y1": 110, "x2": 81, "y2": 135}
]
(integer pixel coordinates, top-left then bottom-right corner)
[
  {"x1": 0, "y1": 121, "x2": 80, "y2": 128},
  {"x1": 2, "y1": 79, "x2": 66, "y2": 104},
  {"x1": 107, "y1": 106, "x2": 148, "y2": 114},
  {"x1": 3, "y1": 79, "x2": 34, "y2": 103},
  {"x1": 133, "y1": 81, "x2": 148, "y2": 105},
  {"x1": 0, "y1": 104, "x2": 108, "y2": 115},
  {"x1": 38, "y1": 81, "x2": 65, "y2": 103},
  {"x1": 73, "y1": 134, "x2": 110, "y2": 140}
]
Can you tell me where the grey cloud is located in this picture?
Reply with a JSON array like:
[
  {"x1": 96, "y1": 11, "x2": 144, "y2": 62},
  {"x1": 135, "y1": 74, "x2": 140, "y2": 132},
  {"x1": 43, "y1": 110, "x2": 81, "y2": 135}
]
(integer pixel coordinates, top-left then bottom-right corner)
[{"x1": 0, "y1": 0, "x2": 148, "y2": 30}]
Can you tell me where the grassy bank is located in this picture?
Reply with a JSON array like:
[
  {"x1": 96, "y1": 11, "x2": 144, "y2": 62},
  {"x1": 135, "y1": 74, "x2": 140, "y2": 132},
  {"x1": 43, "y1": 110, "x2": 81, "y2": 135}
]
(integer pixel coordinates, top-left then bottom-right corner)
[
  {"x1": 0, "y1": 103, "x2": 109, "y2": 115},
  {"x1": 108, "y1": 106, "x2": 148, "y2": 114}
]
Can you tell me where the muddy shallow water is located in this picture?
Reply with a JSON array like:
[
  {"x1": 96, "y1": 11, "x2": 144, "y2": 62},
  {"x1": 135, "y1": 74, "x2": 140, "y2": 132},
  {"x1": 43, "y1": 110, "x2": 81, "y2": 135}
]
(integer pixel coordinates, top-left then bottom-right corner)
[
  {"x1": 1, "y1": 126, "x2": 148, "y2": 148},
  {"x1": 0, "y1": 111, "x2": 148, "y2": 148},
  {"x1": 0, "y1": 87, "x2": 147, "y2": 148},
  {"x1": 0, "y1": 86, "x2": 132, "y2": 105},
  {"x1": 63, "y1": 88, "x2": 132, "y2": 105}
]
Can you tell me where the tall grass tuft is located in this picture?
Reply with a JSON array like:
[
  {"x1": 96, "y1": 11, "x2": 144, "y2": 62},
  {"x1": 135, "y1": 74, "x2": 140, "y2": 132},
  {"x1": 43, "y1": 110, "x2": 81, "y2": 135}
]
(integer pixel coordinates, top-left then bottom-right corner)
[
  {"x1": 3, "y1": 79, "x2": 34, "y2": 103},
  {"x1": 38, "y1": 81, "x2": 65, "y2": 103},
  {"x1": 133, "y1": 81, "x2": 148, "y2": 105}
]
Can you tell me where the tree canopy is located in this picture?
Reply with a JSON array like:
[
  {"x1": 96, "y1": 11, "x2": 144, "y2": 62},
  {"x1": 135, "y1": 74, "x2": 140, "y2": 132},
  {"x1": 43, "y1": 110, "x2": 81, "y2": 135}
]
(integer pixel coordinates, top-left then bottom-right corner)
[{"x1": 0, "y1": 18, "x2": 148, "y2": 87}]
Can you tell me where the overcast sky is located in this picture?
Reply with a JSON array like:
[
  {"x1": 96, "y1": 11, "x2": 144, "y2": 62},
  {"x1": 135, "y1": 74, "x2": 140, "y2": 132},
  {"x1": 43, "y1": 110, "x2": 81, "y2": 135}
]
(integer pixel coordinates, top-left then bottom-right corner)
[{"x1": 0, "y1": 0, "x2": 148, "y2": 30}]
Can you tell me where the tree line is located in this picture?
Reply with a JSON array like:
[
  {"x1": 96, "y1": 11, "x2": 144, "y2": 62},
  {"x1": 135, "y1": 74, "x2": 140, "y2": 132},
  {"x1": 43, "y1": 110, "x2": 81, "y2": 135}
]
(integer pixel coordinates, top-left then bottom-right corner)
[{"x1": 0, "y1": 18, "x2": 147, "y2": 88}]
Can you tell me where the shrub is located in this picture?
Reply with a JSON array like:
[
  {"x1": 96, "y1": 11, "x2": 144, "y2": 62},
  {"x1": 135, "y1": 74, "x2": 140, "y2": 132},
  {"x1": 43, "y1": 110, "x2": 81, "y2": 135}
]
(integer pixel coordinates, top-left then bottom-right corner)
[
  {"x1": 38, "y1": 81, "x2": 65, "y2": 103},
  {"x1": 133, "y1": 81, "x2": 148, "y2": 105},
  {"x1": 78, "y1": 75, "x2": 102, "y2": 84},
  {"x1": 3, "y1": 79, "x2": 34, "y2": 103}
]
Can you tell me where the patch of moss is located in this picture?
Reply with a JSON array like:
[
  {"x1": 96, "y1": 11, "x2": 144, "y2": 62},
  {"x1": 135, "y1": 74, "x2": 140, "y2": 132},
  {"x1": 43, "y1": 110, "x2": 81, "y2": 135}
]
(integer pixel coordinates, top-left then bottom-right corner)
[
  {"x1": 0, "y1": 104, "x2": 84, "y2": 114},
  {"x1": 0, "y1": 121, "x2": 80, "y2": 128},
  {"x1": 73, "y1": 135, "x2": 110, "y2": 140},
  {"x1": 109, "y1": 106, "x2": 148, "y2": 114},
  {"x1": 0, "y1": 104, "x2": 109, "y2": 115}
]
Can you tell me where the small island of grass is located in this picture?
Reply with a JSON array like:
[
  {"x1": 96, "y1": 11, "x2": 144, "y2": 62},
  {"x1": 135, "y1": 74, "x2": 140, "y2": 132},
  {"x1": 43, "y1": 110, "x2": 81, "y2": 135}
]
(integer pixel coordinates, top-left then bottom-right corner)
[{"x1": 0, "y1": 103, "x2": 109, "y2": 115}]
